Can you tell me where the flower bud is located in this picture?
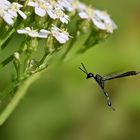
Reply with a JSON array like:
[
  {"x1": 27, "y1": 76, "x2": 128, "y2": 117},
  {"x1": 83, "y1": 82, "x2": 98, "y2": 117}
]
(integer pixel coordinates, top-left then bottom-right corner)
[
  {"x1": 28, "y1": 39, "x2": 38, "y2": 52},
  {"x1": 13, "y1": 52, "x2": 20, "y2": 61},
  {"x1": 26, "y1": 59, "x2": 38, "y2": 74},
  {"x1": 13, "y1": 52, "x2": 21, "y2": 78}
]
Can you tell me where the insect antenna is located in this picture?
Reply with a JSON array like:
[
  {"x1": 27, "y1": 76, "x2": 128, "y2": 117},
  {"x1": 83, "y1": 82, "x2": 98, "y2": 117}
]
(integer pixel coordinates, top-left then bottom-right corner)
[{"x1": 78, "y1": 63, "x2": 88, "y2": 75}]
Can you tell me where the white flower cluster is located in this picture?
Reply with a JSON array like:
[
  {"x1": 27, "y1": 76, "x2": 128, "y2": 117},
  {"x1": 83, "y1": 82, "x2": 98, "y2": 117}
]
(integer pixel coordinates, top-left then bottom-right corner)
[
  {"x1": 0, "y1": 0, "x2": 27, "y2": 25},
  {"x1": 78, "y1": 8, "x2": 117, "y2": 33},
  {"x1": 28, "y1": 0, "x2": 70, "y2": 24},
  {"x1": 0, "y1": 0, "x2": 117, "y2": 45},
  {"x1": 17, "y1": 25, "x2": 70, "y2": 44},
  {"x1": 27, "y1": 0, "x2": 117, "y2": 33}
]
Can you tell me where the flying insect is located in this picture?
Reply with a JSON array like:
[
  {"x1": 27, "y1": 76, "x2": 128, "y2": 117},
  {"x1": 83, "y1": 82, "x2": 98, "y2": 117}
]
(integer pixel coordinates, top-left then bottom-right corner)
[{"x1": 79, "y1": 63, "x2": 140, "y2": 111}]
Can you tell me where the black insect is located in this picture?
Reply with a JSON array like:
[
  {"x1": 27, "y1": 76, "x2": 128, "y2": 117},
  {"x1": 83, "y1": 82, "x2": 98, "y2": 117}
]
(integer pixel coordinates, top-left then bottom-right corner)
[{"x1": 79, "y1": 63, "x2": 140, "y2": 111}]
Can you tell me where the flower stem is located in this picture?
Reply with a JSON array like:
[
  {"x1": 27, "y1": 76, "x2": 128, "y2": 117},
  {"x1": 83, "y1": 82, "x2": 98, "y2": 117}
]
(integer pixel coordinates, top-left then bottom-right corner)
[
  {"x1": 0, "y1": 55, "x2": 14, "y2": 70},
  {"x1": 0, "y1": 71, "x2": 42, "y2": 125},
  {"x1": 0, "y1": 28, "x2": 15, "y2": 50}
]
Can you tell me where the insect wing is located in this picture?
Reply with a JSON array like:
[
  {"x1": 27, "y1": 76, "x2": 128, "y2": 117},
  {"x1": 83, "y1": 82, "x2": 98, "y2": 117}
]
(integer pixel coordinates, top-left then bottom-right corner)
[{"x1": 103, "y1": 71, "x2": 139, "y2": 81}]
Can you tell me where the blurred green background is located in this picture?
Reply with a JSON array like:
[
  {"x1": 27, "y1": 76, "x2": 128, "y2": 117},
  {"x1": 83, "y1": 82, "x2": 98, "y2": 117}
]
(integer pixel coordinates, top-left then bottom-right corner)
[{"x1": 1, "y1": 0, "x2": 140, "y2": 140}]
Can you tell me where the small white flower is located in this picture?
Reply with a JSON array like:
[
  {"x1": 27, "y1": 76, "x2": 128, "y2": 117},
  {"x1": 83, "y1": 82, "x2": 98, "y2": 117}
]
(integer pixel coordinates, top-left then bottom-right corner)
[
  {"x1": 92, "y1": 10, "x2": 117, "y2": 33},
  {"x1": 0, "y1": 1, "x2": 27, "y2": 25},
  {"x1": 78, "y1": 6, "x2": 117, "y2": 33},
  {"x1": 8, "y1": 2, "x2": 27, "y2": 19},
  {"x1": 78, "y1": 6, "x2": 93, "y2": 20},
  {"x1": 58, "y1": 0, "x2": 86, "y2": 12},
  {"x1": 17, "y1": 27, "x2": 50, "y2": 38},
  {"x1": 0, "y1": 8, "x2": 14, "y2": 25},
  {"x1": 0, "y1": 0, "x2": 11, "y2": 10},
  {"x1": 54, "y1": 6, "x2": 69, "y2": 24},
  {"x1": 0, "y1": 0, "x2": 13, "y2": 25},
  {"x1": 50, "y1": 25, "x2": 70, "y2": 44},
  {"x1": 28, "y1": 0, "x2": 69, "y2": 24},
  {"x1": 28, "y1": 0, "x2": 47, "y2": 17},
  {"x1": 17, "y1": 27, "x2": 39, "y2": 37},
  {"x1": 28, "y1": 0, "x2": 57, "y2": 18},
  {"x1": 49, "y1": 1, "x2": 70, "y2": 24},
  {"x1": 57, "y1": 0, "x2": 74, "y2": 12}
]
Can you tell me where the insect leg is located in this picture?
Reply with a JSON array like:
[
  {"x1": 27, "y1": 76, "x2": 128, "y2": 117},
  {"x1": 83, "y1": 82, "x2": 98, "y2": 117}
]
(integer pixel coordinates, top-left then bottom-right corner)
[{"x1": 103, "y1": 91, "x2": 115, "y2": 111}]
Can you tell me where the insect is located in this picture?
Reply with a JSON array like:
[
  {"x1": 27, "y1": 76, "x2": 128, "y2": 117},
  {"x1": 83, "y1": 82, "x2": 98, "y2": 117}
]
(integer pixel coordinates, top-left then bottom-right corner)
[{"x1": 79, "y1": 63, "x2": 140, "y2": 111}]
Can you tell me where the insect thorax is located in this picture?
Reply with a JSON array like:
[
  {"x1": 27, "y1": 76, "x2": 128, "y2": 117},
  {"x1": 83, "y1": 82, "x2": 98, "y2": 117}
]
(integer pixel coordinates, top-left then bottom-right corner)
[{"x1": 95, "y1": 74, "x2": 104, "y2": 89}]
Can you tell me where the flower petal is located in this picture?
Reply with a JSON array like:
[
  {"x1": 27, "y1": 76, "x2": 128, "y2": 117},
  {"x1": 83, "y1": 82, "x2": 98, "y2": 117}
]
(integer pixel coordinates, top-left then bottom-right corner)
[
  {"x1": 28, "y1": 1, "x2": 38, "y2": 7},
  {"x1": 17, "y1": 29, "x2": 28, "y2": 34},
  {"x1": 78, "y1": 11, "x2": 89, "y2": 19},
  {"x1": 47, "y1": 10, "x2": 58, "y2": 19},
  {"x1": 35, "y1": 7, "x2": 46, "y2": 17},
  {"x1": 28, "y1": 31, "x2": 38, "y2": 37},
  {"x1": 38, "y1": 29, "x2": 51, "y2": 38},
  {"x1": 3, "y1": 13, "x2": 14, "y2": 25},
  {"x1": 8, "y1": 9, "x2": 17, "y2": 17},
  {"x1": 18, "y1": 10, "x2": 27, "y2": 19}
]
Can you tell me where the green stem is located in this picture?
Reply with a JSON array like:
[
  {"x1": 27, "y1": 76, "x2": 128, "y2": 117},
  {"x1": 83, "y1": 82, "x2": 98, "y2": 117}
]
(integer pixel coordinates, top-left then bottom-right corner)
[
  {"x1": 0, "y1": 15, "x2": 27, "y2": 51},
  {"x1": 0, "y1": 48, "x2": 24, "y2": 70},
  {"x1": 0, "y1": 81, "x2": 18, "y2": 102},
  {"x1": 38, "y1": 52, "x2": 49, "y2": 65},
  {"x1": 0, "y1": 71, "x2": 42, "y2": 125},
  {"x1": 61, "y1": 38, "x2": 76, "y2": 61},
  {"x1": 36, "y1": 52, "x2": 53, "y2": 73},
  {"x1": 0, "y1": 28, "x2": 15, "y2": 50},
  {"x1": 0, "y1": 55, "x2": 14, "y2": 70}
]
